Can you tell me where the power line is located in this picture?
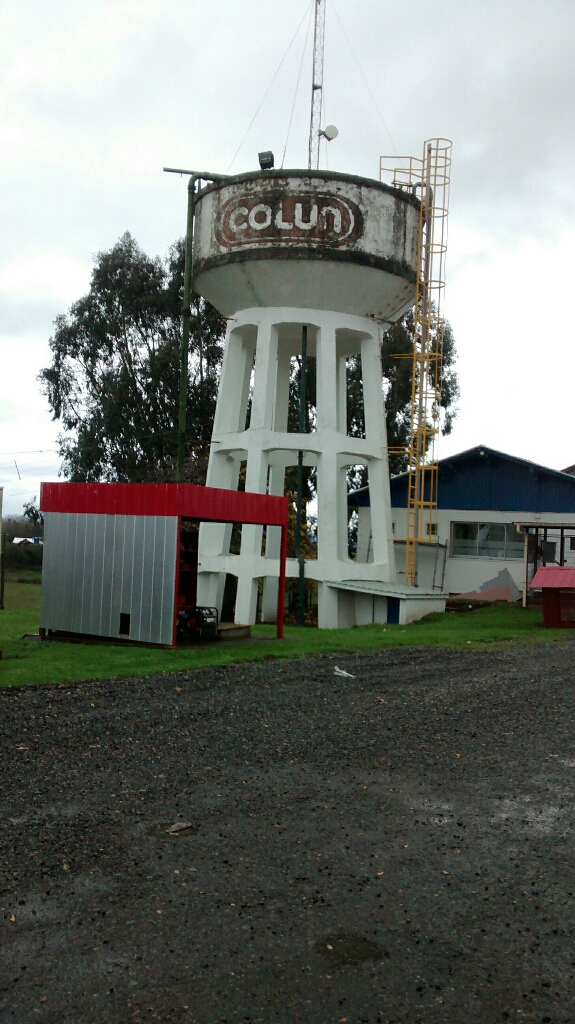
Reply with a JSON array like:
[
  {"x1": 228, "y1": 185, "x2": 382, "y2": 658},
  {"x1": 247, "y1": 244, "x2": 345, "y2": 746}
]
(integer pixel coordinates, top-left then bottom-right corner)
[
  {"x1": 226, "y1": 1, "x2": 314, "y2": 174},
  {"x1": 281, "y1": 4, "x2": 314, "y2": 168},
  {"x1": 0, "y1": 449, "x2": 59, "y2": 457},
  {"x1": 330, "y1": 0, "x2": 398, "y2": 156}
]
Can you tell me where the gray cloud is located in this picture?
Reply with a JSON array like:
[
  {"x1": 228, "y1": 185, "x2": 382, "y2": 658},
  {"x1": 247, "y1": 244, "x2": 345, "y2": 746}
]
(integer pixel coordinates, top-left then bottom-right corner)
[{"x1": 1, "y1": 0, "x2": 574, "y2": 493}]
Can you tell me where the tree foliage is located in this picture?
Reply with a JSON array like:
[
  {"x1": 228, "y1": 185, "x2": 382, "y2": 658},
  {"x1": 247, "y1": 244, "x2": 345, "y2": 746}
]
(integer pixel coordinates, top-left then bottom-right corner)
[
  {"x1": 40, "y1": 233, "x2": 226, "y2": 484},
  {"x1": 22, "y1": 497, "x2": 44, "y2": 530},
  {"x1": 42, "y1": 233, "x2": 459, "y2": 492},
  {"x1": 345, "y1": 309, "x2": 459, "y2": 489}
]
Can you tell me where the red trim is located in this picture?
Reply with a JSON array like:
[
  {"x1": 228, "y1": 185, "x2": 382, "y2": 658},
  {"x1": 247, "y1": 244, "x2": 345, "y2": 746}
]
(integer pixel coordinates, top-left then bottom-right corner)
[
  {"x1": 40, "y1": 482, "x2": 288, "y2": 527},
  {"x1": 276, "y1": 523, "x2": 288, "y2": 640}
]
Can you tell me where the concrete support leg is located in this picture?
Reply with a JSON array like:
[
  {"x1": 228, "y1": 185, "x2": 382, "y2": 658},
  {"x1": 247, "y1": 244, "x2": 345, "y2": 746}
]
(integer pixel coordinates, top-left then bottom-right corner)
[
  {"x1": 318, "y1": 582, "x2": 339, "y2": 629},
  {"x1": 356, "y1": 506, "x2": 373, "y2": 563},
  {"x1": 361, "y1": 330, "x2": 396, "y2": 579},
  {"x1": 261, "y1": 463, "x2": 285, "y2": 622},
  {"x1": 366, "y1": 458, "x2": 394, "y2": 575},
  {"x1": 234, "y1": 575, "x2": 260, "y2": 626},
  {"x1": 234, "y1": 317, "x2": 280, "y2": 625},
  {"x1": 213, "y1": 326, "x2": 256, "y2": 435},
  {"x1": 197, "y1": 449, "x2": 238, "y2": 613},
  {"x1": 197, "y1": 323, "x2": 256, "y2": 615},
  {"x1": 197, "y1": 571, "x2": 228, "y2": 614}
]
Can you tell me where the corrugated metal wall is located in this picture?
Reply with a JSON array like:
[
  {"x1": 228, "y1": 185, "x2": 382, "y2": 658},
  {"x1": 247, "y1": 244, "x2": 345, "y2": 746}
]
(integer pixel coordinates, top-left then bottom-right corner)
[{"x1": 40, "y1": 513, "x2": 178, "y2": 645}]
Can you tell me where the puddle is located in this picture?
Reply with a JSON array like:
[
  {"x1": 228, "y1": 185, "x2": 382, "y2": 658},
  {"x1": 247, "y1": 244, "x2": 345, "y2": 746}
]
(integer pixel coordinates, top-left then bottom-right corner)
[
  {"x1": 146, "y1": 821, "x2": 197, "y2": 838},
  {"x1": 316, "y1": 933, "x2": 387, "y2": 967}
]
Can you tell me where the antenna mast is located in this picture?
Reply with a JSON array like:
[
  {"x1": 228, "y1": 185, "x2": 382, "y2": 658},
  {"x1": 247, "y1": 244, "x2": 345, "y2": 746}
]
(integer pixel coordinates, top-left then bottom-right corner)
[{"x1": 308, "y1": 0, "x2": 326, "y2": 169}]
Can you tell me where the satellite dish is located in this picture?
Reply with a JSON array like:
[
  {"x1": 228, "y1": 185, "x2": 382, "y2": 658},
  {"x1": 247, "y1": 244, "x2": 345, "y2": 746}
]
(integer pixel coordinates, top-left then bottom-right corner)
[{"x1": 322, "y1": 124, "x2": 339, "y2": 142}]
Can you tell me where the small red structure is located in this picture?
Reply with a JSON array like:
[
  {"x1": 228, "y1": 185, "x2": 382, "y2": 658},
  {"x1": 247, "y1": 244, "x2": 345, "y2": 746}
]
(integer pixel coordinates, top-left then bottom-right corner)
[
  {"x1": 39, "y1": 482, "x2": 288, "y2": 645},
  {"x1": 530, "y1": 566, "x2": 575, "y2": 628}
]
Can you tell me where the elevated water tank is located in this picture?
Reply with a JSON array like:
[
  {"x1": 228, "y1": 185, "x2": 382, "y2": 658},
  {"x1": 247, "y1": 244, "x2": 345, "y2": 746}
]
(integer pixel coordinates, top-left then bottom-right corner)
[{"x1": 193, "y1": 169, "x2": 419, "y2": 321}]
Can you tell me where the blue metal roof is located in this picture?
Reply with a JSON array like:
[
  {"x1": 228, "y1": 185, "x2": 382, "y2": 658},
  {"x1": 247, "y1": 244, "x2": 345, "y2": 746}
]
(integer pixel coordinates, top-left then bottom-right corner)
[{"x1": 350, "y1": 445, "x2": 575, "y2": 513}]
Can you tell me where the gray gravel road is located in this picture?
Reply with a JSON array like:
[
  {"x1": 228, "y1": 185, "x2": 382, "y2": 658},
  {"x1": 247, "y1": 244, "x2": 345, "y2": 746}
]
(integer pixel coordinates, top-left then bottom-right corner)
[{"x1": 1, "y1": 643, "x2": 575, "y2": 1024}]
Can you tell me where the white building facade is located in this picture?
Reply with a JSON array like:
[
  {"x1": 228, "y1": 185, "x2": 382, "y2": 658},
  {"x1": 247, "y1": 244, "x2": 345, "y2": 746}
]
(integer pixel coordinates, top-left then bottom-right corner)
[{"x1": 353, "y1": 446, "x2": 575, "y2": 596}]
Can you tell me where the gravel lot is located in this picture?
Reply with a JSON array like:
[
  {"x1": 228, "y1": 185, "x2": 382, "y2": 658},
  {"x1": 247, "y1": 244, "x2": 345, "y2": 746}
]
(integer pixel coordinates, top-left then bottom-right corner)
[{"x1": 1, "y1": 643, "x2": 575, "y2": 1024}]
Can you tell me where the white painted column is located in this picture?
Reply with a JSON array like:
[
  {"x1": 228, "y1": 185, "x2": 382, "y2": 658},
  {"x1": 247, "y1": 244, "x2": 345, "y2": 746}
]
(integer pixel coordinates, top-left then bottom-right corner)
[
  {"x1": 361, "y1": 330, "x2": 396, "y2": 579},
  {"x1": 316, "y1": 321, "x2": 338, "y2": 433},
  {"x1": 315, "y1": 321, "x2": 339, "y2": 563},
  {"x1": 261, "y1": 462, "x2": 286, "y2": 622},
  {"x1": 318, "y1": 582, "x2": 339, "y2": 629},
  {"x1": 356, "y1": 505, "x2": 373, "y2": 563},
  {"x1": 336, "y1": 351, "x2": 347, "y2": 434},
  {"x1": 197, "y1": 324, "x2": 255, "y2": 612},
  {"x1": 260, "y1": 348, "x2": 291, "y2": 621},
  {"x1": 196, "y1": 451, "x2": 238, "y2": 612},
  {"x1": 316, "y1": 320, "x2": 348, "y2": 626},
  {"x1": 212, "y1": 325, "x2": 256, "y2": 434},
  {"x1": 235, "y1": 317, "x2": 279, "y2": 624}
]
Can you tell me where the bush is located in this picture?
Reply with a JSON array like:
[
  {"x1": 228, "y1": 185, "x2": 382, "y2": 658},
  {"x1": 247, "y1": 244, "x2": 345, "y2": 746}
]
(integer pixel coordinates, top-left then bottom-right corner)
[{"x1": 3, "y1": 543, "x2": 43, "y2": 570}]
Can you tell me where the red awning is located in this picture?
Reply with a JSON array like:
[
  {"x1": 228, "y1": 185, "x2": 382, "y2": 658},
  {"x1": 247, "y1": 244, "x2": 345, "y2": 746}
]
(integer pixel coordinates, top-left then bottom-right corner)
[
  {"x1": 40, "y1": 482, "x2": 287, "y2": 527},
  {"x1": 531, "y1": 566, "x2": 575, "y2": 589}
]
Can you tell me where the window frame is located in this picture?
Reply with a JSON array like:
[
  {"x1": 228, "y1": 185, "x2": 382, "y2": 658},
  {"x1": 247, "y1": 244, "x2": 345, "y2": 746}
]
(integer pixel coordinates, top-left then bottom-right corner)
[{"x1": 450, "y1": 520, "x2": 525, "y2": 560}]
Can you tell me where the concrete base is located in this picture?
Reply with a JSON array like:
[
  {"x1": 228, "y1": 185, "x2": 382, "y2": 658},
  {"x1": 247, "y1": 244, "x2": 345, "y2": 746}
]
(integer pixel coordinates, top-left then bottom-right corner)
[
  {"x1": 322, "y1": 580, "x2": 447, "y2": 628},
  {"x1": 218, "y1": 622, "x2": 251, "y2": 641}
]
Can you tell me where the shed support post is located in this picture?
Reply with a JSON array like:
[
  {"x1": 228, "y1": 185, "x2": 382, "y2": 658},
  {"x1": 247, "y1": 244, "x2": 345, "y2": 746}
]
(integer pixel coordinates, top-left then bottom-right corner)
[
  {"x1": 276, "y1": 523, "x2": 287, "y2": 639},
  {"x1": 523, "y1": 528, "x2": 529, "y2": 609}
]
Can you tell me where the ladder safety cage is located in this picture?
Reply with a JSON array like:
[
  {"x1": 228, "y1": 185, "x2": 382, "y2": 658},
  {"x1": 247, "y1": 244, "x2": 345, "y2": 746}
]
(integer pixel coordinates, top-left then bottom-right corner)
[{"x1": 380, "y1": 139, "x2": 452, "y2": 586}]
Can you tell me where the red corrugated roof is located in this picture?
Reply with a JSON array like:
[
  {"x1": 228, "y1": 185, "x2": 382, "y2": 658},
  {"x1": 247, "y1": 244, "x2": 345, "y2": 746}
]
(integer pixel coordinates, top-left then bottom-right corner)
[
  {"x1": 531, "y1": 566, "x2": 575, "y2": 589},
  {"x1": 39, "y1": 482, "x2": 288, "y2": 527}
]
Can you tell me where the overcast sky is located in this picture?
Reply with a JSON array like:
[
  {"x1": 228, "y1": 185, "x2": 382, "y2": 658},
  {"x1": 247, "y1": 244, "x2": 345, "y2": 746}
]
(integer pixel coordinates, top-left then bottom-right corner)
[{"x1": 1, "y1": 0, "x2": 574, "y2": 515}]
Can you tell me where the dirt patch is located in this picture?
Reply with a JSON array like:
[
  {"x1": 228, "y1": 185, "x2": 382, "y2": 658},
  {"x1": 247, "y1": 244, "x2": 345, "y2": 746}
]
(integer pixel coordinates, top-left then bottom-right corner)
[{"x1": 1, "y1": 642, "x2": 574, "y2": 1022}]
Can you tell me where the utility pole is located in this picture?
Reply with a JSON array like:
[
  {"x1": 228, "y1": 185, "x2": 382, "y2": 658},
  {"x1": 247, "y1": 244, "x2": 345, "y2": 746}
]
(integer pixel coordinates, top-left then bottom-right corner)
[
  {"x1": 163, "y1": 167, "x2": 229, "y2": 482},
  {"x1": 308, "y1": 0, "x2": 326, "y2": 170},
  {"x1": 294, "y1": 325, "x2": 308, "y2": 626}
]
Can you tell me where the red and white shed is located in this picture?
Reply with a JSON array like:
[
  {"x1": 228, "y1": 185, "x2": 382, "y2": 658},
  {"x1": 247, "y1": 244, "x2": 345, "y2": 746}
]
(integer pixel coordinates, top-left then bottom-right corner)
[{"x1": 39, "y1": 482, "x2": 288, "y2": 646}]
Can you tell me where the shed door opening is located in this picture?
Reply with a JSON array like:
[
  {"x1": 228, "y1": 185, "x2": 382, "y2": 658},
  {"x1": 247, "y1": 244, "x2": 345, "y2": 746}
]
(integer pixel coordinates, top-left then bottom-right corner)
[
  {"x1": 178, "y1": 518, "x2": 199, "y2": 612},
  {"x1": 175, "y1": 518, "x2": 218, "y2": 643}
]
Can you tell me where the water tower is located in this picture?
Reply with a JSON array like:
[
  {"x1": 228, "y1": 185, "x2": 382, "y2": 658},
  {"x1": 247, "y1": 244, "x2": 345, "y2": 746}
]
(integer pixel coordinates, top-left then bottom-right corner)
[{"x1": 193, "y1": 169, "x2": 421, "y2": 627}]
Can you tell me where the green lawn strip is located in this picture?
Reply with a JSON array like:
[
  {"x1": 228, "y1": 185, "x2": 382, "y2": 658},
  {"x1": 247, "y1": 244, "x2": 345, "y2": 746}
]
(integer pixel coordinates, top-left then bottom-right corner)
[{"x1": 0, "y1": 584, "x2": 568, "y2": 688}]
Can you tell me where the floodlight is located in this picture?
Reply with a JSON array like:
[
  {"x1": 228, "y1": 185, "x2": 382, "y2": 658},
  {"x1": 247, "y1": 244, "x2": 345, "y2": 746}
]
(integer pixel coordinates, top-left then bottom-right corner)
[{"x1": 258, "y1": 151, "x2": 275, "y2": 170}]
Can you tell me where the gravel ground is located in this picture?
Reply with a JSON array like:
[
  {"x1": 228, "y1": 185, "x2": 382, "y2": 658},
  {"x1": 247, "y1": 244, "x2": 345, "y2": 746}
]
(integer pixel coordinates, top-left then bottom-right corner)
[{"x1": 1, "y1": 643, "x2": 575, "y2": 1024}]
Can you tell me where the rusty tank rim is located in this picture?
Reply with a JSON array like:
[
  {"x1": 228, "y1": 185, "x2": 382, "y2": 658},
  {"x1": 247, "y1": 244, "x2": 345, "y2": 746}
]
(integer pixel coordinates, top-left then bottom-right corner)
[{"x1": 195, "y1": 167, "x2": 421, "y2": 211}]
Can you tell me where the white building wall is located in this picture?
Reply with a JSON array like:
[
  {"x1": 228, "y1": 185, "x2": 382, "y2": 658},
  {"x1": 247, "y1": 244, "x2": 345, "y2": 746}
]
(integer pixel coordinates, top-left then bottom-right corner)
[{"x1": 388, "y1": 507, "x2": 575, "y2": 594}]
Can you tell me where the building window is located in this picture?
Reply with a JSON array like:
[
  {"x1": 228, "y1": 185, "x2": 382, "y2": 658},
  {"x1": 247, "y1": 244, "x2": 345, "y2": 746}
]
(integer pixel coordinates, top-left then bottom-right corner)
[
  {"x1": 450, "y1": 521, "x2": 524, "y2": 559},
  {"x1": 570, "y1": 537, "x2": 575, "y2": 551},
  {"x1": 426, "y1": 522, "x2": 438, "y2": 536}
]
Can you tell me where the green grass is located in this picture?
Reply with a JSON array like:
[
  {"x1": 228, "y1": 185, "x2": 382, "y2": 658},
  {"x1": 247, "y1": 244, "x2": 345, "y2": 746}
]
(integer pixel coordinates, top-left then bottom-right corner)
[{"x1": 0, "y1": 582, "x2": 568, "y2": 689}]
